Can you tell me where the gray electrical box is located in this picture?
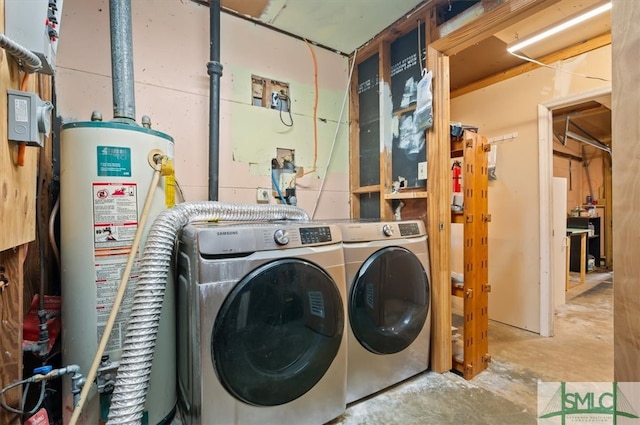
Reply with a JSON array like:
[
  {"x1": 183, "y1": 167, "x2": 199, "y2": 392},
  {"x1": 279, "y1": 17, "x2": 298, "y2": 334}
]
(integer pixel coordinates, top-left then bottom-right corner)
[
  {"x1": 5, "y1": 0, "x2": 64, "y2": 75},
  {"x1": 7, "y1": 89, "x2": 53, "y2": 147}
]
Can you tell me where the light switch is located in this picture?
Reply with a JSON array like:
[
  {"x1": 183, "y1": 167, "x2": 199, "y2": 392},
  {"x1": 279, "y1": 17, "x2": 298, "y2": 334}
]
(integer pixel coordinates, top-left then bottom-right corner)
[{"x1": 418, "y1": 161, "x2": 427, "y2": 180}]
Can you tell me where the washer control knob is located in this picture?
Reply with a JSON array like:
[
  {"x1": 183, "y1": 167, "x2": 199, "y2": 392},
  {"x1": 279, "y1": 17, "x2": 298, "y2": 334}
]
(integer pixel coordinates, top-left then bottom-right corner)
[
  {"x1": 274, "y1": 229, "x2": 290, "y2": 245},
  {"x1": 382, "y1": 224, "x2": 394, "y2": 237}
]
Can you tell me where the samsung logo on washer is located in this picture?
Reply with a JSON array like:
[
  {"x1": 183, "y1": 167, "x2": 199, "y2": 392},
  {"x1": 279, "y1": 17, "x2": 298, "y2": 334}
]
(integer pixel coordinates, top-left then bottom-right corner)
[{"x1": 216, "y1": 231, "x2": 239, "y2": 236}]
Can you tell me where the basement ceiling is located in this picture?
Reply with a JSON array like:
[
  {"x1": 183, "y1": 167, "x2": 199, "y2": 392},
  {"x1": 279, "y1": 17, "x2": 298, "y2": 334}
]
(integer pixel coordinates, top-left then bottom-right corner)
[
  {"x1": 218, "y1": 0, "x2": 611, "y2": 94},
  {"x1": 220, "y1": 0, "x2": 427, "y2": 54},
  {"x1": 553, "y1": 97, "x2": 612, "y2": 146}
]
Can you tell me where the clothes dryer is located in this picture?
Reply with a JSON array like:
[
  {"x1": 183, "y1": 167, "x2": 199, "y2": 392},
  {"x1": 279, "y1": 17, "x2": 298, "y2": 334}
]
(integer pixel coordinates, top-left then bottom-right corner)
[
  {"x1": 339, "y1": 220, "x2": 431, "y2": 404},
  {"x1": 177, "y1": 222, "x2": 347, "y2": 425}
]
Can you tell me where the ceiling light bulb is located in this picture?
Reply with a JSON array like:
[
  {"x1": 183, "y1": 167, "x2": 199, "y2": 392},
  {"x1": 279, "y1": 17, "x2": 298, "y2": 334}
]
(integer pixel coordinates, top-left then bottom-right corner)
[{"x1": 507, "y1": 1, "x2": 612, "y2": 53}]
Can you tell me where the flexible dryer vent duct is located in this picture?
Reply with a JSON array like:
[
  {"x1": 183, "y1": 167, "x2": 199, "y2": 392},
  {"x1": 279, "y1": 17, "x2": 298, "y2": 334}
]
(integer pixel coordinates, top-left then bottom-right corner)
[{"x1": 107, "y1": 201, "x2": 310, "y2": 424}]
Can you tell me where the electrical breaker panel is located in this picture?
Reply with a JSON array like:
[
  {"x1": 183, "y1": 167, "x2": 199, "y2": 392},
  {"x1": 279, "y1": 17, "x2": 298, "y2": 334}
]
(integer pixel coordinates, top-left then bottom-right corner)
[{"x1": 5, "y1": 0, "x2": 64, "y2": 75}]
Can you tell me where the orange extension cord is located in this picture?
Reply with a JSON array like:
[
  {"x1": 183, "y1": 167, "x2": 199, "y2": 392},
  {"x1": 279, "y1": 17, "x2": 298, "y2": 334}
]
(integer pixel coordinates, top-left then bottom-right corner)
[{"x1": 16, "y1": 73, "x2": 30, "y2": 166}]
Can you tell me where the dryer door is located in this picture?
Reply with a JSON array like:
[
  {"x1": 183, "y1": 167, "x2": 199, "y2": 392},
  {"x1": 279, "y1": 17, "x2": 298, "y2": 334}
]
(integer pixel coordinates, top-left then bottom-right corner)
[
  {"x1": 211, "y1": 258, "x2": 344, "y2": 406},
  {"x1": 349, "y1": 246, "x2": 430, "y2": 354}
]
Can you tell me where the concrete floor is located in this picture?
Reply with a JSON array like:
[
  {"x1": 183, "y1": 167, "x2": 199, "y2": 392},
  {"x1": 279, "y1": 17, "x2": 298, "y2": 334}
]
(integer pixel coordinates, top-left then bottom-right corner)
[
  {"x1": 171, "y1": 271, "x2": 612, "y2": 425},
  {"x1": 329, "y1": 270, "x2": 613, "y2": 425}
]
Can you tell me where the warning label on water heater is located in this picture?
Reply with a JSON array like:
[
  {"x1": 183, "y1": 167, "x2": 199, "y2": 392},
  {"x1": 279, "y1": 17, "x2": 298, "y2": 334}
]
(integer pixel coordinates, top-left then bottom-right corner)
[{"x1": 92, "y1": 182, "x2": 140, "y2": 351}]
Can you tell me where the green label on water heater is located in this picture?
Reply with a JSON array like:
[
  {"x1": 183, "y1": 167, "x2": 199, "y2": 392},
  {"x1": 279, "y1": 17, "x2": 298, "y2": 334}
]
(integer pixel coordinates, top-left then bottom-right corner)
[{"x1": 97, "y1": 146, "x2": 132, "y2": 177}]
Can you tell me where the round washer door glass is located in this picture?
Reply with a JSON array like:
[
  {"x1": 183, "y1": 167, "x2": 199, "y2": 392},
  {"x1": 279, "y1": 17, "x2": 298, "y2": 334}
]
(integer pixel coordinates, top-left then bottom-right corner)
[
  {"x1": 212, "y1": 258, "x2": 344, "y2": 406},
  {"x1": 350, "y1": 246, "x2": 430, "y2": 354}
]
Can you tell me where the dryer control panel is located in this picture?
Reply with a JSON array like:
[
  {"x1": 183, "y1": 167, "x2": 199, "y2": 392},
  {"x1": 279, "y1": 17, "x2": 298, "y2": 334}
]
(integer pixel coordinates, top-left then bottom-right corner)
[{"x1": 300, "y1": 226, "x2": 332, "y2": 244}]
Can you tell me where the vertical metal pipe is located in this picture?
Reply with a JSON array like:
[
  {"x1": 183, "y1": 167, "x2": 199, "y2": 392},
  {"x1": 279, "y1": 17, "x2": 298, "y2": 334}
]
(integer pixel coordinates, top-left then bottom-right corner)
[
  {"x1": 207, "y1": 0, "x2": 223, "y2": 201},
  {"x1": 110, "y1": 0, "x2": 136, "y2": 121}
]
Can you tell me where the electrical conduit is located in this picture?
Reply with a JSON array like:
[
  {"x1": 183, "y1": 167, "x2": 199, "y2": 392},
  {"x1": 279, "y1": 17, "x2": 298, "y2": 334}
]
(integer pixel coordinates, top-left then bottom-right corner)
[
  {"x1": 107, "y1": 202, "x2": 309, "y2": 424},
  {"x1": 0, "y1": 33, "x2": 42, "y2": 73}
]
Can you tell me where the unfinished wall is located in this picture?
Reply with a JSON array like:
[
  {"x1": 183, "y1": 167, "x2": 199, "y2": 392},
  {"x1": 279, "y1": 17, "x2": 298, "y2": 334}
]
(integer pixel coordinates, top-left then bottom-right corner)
[
  {"x1": 451, "y1": 45, "x2": 611, "y2": 332},
  {"x1": 56, "y1": 0, "x2": 350, "y2": 219}
]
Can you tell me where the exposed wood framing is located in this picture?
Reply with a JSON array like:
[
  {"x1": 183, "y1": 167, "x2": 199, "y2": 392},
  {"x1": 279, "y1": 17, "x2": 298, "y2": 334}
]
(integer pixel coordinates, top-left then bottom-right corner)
[
  {"x1": 451, "y1": 32, "x2": 612, "y2": 98},
  {"x1": 426, "y1": 45, "x2": 452, "y2": 373},
  {"x1": 378, "y1": 41, "x2": 393, "y2": 220},
  {"x1": 553, "y1": 149, "x2": 582, "y2": 162},
  {"x1": 24, "y1": 74, "x2": 54, "y2": 314},
  {"x1": 431, "y1": 0, "x2": 560, "y2": 55},
  {"x1": 349, "y1": 6, "x2": 452, "y2": 371},
  {"x1": 349, "y1": 56, "x2": 362, "y2": 218},
  {"x1": 0, "y1": 246, "x2": 25, "y2": 425},
  {"x1": 356, "y1": 8, "x2": 431, "y2": 64}
]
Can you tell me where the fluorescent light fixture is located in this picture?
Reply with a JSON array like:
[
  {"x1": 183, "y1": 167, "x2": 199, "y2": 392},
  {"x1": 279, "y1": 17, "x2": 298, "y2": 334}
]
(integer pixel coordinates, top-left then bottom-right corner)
[{"x1": 507, "y1": 1, "x2": 612, "y2": 53}]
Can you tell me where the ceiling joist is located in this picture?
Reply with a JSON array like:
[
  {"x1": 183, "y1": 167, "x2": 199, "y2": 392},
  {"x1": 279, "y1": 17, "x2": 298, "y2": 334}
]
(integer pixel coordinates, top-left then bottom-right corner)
[
  {"x1": 451, "y1": 32, "x2": 611, "y2": 98},
  {"x1": 430, "y1": 0, "x2": 561, "y2": 55}
]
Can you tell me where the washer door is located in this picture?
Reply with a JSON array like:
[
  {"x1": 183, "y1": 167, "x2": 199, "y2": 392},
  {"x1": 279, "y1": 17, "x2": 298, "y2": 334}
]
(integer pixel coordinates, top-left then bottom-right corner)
[
  {"x1": 349, "y1": 246, "x2": 430, "y2": 354},
  {"x1": 212, "y1": 258, "x2": 344, "y2": 406}
]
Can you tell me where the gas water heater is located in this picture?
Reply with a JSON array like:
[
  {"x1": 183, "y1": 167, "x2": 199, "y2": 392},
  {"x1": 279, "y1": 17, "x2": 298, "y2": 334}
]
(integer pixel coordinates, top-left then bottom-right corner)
[{"x1": 60, "y1": 119, "x2": 176, "y2": 424}]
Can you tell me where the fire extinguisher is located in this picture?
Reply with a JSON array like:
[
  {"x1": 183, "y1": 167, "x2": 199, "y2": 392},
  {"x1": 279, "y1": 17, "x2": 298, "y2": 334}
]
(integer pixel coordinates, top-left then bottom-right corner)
[{"x1": 452, "y1": 161, "x2": 462, "y2": 192}]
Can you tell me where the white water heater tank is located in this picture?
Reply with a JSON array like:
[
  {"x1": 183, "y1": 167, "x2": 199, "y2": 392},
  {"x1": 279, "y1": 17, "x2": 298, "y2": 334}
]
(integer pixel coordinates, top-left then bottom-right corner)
[{"x1": 60, "y1": 120, "x2": 176, "y2": 424}]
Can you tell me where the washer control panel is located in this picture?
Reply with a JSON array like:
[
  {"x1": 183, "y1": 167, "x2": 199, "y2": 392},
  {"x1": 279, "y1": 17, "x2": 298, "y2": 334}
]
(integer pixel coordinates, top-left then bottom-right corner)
[
  {"x1": 398, "y1": 222, "x2": 421, "y2": 237},
  {"x1": 300, "y1": 226, "x2": 332, "y2": 245},
  {"x1": 382, "y1": 224, "x2": 394, "y2": 237},
  {"x1": 273, "y1": 229, "x2": 290, "y2": 245}
]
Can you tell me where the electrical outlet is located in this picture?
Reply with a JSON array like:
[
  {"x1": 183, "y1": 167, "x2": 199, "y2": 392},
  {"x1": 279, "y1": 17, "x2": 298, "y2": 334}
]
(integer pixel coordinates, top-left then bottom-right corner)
[
  {"x1": 418, "y1": 161, "x2": 427, "y2": 180},
  {"x1": 256, "y1": 188, "x2": 270, "y2": 203}
]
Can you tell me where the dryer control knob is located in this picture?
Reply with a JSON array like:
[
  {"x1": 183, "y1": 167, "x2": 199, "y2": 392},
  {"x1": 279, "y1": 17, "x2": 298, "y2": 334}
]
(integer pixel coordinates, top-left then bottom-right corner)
[
  {"x1": 382, "y1": 224, "x2": 394, "y2": 237},
  {"x1": 274, "y1": 229, "x2": 290, "y2": 245}
]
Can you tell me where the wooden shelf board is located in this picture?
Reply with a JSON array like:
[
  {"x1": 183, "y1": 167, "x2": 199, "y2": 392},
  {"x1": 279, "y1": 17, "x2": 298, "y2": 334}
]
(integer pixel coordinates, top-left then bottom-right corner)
[
  {"x1": 451, "y1": 211, "x2": 465, "y2": 224},
  {"x1": 452, "y1": 357, "x2": 464, "y2": 373},
  {"x1": 451, "y1": 285, "x2": 465, "y2": 298},
  {"x1": 451, "y1": 149, "x2": 464, "y2": 158},
  {"x1": 384, "y1": 191, "x2": 428, "y2": 200},
  {"x1": 352, "y1": 185, "x2": 381, "y2": 194},
  {"x1": 451, "y1": 139, "x2": 464, "y2": 151},
  {"x1": 393, "y1": 103, "x2": 417, "y2": 117}
]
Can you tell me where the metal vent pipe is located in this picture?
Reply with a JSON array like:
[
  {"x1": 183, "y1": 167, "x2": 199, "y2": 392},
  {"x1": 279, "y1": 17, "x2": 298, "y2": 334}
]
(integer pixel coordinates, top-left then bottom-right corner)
[{"x1": 110, "y1": 0, "x2": 136, "y2": 122}]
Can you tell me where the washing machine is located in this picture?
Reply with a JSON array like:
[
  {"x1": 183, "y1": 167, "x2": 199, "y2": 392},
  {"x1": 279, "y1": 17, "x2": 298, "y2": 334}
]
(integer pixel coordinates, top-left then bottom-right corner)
[
  {"x1": 339, "y1": 220, "x2": 431, "y2": 404},
  {"x1": 176, "y1": 221, "x2": 347, "y2": 425}
]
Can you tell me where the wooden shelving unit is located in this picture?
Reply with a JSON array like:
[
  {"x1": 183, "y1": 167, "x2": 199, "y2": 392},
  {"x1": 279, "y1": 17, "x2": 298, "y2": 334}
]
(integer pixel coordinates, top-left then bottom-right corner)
[{"x1": 451, "y1": 130, "x2": 491, "y2": 380}]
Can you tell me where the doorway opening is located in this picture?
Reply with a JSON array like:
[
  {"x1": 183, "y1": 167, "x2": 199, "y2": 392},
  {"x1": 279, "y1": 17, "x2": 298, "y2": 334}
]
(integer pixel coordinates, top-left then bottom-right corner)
[{"x1": 538, "y1": 86, "x2": 612, "y2": 337}]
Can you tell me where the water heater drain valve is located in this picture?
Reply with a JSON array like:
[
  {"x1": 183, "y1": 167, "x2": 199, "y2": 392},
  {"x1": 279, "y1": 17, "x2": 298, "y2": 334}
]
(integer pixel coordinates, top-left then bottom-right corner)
[{"x1": 96, "y1": 356, "x2": 119, "y2": 394}]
